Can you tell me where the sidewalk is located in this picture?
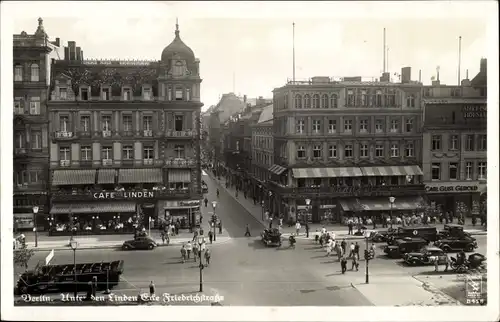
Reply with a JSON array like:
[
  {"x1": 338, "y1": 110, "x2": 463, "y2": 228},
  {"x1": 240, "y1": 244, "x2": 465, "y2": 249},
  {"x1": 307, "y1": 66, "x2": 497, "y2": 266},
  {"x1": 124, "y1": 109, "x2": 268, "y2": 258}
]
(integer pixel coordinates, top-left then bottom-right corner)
[{"x1": 207, "y1": 172, "x2": 486, "y2": 240}]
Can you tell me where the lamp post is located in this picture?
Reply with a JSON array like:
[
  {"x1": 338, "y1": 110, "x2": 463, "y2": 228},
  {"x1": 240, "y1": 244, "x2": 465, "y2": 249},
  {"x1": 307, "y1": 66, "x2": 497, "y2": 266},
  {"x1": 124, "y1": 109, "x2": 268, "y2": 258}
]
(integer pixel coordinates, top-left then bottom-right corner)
[
  {"x1": 389, "y1": 196, "x2": 396, "y2": 229},
  {"x1": 69, "y1": 240, "x2": 79, "y2": 298},
  {"x1": 305, "y1": 198, "x2": 311, "y2": 224},
  {"x1": 32, "y1": 206, "x2": 39, "y2": 247},
  {"x1": 198, "y1": 236, "x2": 206, "y2": 292},
  {"x1": 211, "y1": 201, "x2": 217, "y2": 241},
  {"x1": 261, "y1": 200, "x2": 265, "y2": 221},
  {"x1": 148, "y1": 217, "x2": 153, "y2": 236},
  {"x1": 365, "y1": 234, "x2": 370, "y2": 284}
]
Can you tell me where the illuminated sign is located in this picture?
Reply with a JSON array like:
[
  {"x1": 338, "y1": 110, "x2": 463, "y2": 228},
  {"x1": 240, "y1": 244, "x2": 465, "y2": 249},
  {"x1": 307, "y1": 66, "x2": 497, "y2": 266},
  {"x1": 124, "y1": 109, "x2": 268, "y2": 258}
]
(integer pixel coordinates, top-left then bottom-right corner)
[{"x1": 93, "y1": 191, "x2": 155, "y2": 199}]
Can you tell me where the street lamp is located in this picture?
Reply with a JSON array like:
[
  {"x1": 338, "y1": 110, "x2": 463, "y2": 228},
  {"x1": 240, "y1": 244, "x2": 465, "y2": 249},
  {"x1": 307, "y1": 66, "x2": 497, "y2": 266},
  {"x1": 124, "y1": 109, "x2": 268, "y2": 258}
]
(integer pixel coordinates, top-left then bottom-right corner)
[
  {"x1": 198, "y1": 236, "x2": 207, "y2": 292},
  {"x1": 365, "y1": 233, "x2": 370, "y2": 284},
  {"x1": 261, "y1": 200, "x2": 265, "y2": 221},
  {"x1": 69, "y1": 240, "x2": 79, "y2": 298},
  {"x1": 268, "y1": 191, "x2": 273, "y2": 218},
  {"x1": 389, "y1": 196, "x2": 396, "y2": 229},
  {"x1": 32, "y1": 206, "x2": 39, "y2": 247},
  {"x1": 211, "y1": 201, "x2": 218, "y2": 241},
  {"x1": 305, "y1": 198, "x2": 311, "y2": 224},
  {"x1": 148, "y1": 217, "x2": 154, "y2": 236}
]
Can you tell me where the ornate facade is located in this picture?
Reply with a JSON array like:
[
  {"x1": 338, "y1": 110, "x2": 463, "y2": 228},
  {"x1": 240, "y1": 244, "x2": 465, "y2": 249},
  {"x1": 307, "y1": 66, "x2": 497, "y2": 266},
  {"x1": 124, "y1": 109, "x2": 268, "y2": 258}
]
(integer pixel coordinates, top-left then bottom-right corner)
[{"x1": 47, "y1": 23, "x2": 203, "y2": 235}]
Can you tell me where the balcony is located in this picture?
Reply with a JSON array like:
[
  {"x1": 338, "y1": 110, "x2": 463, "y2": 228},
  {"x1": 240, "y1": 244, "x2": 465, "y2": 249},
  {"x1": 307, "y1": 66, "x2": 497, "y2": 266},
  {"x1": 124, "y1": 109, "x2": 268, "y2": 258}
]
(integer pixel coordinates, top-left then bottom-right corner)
[
  {"x1": 102, "y1": 131, "x2": 112, "y2": 138},
  {"x1": 54, "y1": 131, "x2": 75, "y2": 140},
  {"x1": 78, "y1": 131, "x2": 92, "y2": 138},
  {"x1": 143, "y1": 130, "x2": 153, "y2": 137},
  {"x1": 51, "y1": 188, "x2": 193, "y2": 202},
  {"x1": 143, "y1": 159, "x2": 154, "y2": 166},
  {"x1": 102, "y1": 159, "x2": 113, "y2": 166},
  {"x1": 165, "y1": 130, "x2": 195, "y2": 138},
  {"x1": 60, "y1": 160, "x2": 71, "y2": 167},
  {"x1": 164, "y1": 158, "x2": 196, "y2": 168},
  {"x1": 267, "y1": 181, "x2": 426, "y2": 198},
  {"x1": 121, "y1": 131, "x2": 135, "y2": 138}
]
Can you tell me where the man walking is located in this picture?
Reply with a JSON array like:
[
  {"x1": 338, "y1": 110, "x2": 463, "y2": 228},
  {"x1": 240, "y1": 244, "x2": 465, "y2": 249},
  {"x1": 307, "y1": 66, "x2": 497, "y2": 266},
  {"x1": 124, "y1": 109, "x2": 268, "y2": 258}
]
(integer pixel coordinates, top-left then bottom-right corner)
[
  {"x1": 204, "y1": 248, "x2": 211, "y2": 266},
  {"x1": 340, "y1": 256, "x2": 348, "y2": 274},
  {"x1": 193, "y1": 242, "x2": 199, "y2": 262},
  {"x1": 340, "y1": 239, "x2": 347, "y2": 255},
  {"x1": 218, "y1": 221, "x2": 223, "y2": 234},
  {"x1": 149, "y1": 281, "x2": 155, "y2": 296},
  {"x1": 244, "y1": 224, "x2": 251, "y2": 237},
  {"x1": 295, "y1": 221, "x2": 301, "y2": 236},
  {"x1": 347, "y1": 221, "x2": 353, "y2": 235},
  {"x1": 305, "y1": 222, "x2": 310, "y2": 238},
  {"x1": 204, "y1": 197, "x2": 208, "y2": 207},
  {"x1": 186, "y1": 241, "x2": 192, "y2": 259},
  {"x1": 354, "y1": 242, "x2": 360, "y2": 260},
  {"x1": 349, "y1": 242, "x2": 355, "y2": 258},
  {"x1": 192, "y1": 229, "x2": 199, "y2": 242},
  {"x1": 208, "y1": 230, "x2": 213, "y2": 244},
  {"x1": 180, "y1": 244, "x2": 187, "y2": 263},
  {"x1": 351, "y1": 256, "x2": 359, "y2": 271}
]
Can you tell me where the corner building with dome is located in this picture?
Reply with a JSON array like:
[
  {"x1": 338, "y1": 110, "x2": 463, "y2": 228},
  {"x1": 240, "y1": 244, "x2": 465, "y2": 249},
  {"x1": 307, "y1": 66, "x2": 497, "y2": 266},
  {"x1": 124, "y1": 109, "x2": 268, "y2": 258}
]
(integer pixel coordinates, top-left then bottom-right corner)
[{"x1": 46, "y1": 23, "x2": 204, "y2": 236}]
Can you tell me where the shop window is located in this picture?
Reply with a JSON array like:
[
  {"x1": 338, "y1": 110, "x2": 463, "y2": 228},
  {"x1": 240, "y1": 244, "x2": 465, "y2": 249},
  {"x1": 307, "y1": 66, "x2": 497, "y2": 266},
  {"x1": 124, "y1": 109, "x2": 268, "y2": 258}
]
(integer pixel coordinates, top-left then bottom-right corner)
[
  {"x1": 431, "y1": 163, "x2": 441, "y2": 180},
  {"x1": 390, "y1": 176, "x2": 399, "y2": 185},
  {"x1": 297, "y1": 178, "x2": 306, "y2": 188},
  {"x1": 449, "y1": 163, "x2": 458, "y2": 180},
  {"x1": 313, "y1": 178, "x2": 322, "y2": 186}
]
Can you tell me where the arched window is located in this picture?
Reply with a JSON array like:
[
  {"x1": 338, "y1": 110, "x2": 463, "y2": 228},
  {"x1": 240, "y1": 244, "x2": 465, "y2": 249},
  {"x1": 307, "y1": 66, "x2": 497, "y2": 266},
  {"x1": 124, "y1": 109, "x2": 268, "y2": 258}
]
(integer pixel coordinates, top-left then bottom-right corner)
[
  {"x1": 304, "y1": 94, "x2": 311, "y2": 108},
  {"x1": 361, "y1": 90, "x2": 367, "y2": 106},
  {"x1": 321, "y1": 94, "x2": 329, "y2": 108},
  {"x1": 330, "y1": 94, "x2": 338, "y2": 108},
  {"x1": 376, "y1": 90, "x2": 383, "y2": 106},
  {"x1": 14, "y1": 64, "x2": 23, "y2": 82},
  {"x1": 312, "y1": 94, "x2": 320, "y2": 108},
  {"x1": 294, "y1": 94, "x2": 302, "y2": 109},
  {"x1": 30, "y1": 64, "x2": 39, "y2": 82}
]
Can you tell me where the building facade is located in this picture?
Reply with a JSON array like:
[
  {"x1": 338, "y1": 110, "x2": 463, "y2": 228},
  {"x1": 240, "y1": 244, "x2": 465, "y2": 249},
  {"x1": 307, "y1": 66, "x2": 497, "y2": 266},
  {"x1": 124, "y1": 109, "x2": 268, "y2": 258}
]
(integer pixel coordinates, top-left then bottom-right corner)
[
  {"x1": 13, "y1": 18, "x2": 61, "y2": 231},
  {"x1": 422, "y1": 59, "x2": 487, "y2": 218},
  {"x1": 46, "y1": 23, "x2": 203, "y2": 235},
  {"x1": 270, "y1": 70, "x2": 426, "y2": 223}
]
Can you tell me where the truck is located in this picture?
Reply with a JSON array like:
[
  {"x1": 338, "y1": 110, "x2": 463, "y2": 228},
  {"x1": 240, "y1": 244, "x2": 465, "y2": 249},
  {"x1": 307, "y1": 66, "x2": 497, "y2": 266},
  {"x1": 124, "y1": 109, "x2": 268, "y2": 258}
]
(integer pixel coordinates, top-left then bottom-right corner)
[{"x1": 15, "y1": 260, "x2": 124, "y2": 295}]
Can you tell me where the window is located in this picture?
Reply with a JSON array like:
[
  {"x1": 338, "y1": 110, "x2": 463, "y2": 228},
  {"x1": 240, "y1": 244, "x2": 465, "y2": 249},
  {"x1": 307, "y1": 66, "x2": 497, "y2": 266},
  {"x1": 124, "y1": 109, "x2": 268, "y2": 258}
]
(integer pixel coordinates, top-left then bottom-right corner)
[
  {"x1": 375, "y1": 119, "x2": 383, "y2": 133},
  {"x1": 102, "y1": 115, "x2": 112, "y2": 131},
  {"x1": 361, "y1": 90, "x2": 367, "y2": 106},
  {"x1": 80, "y1": 87, "x2": 89, "y2": 101},
  {"x1": 102, "y1": 87, "x2": 110, "y2": 101},
  {"x1": 175, "y1": 115, "x2": 184, "y2": 131},
  {"x1": 321, "y1": 94, "x2": 328, "y2": 108},
  {"x1": 312, "y1": 94, "x2": 320, "y2": 108},
  {"x1": 328, "y1": 145, "x2": 337, "y2": 158},
  {"x1": 478, "y1": 135, "x2": 487, "y2": 150},
  {"x1": 14, "y1": 98, "x2": 23, "y2": 114},
  {"x1": 294, "y1": 94, "x2": 302, "y2": 109},
  {"x1": 123, "y1": 88, "x2": 132, "y2": 101},
  {"x1": 390, "y1": 143, "x2": 399, "y2": 157},
  {"x1": 431, "y1": 163, "x2": 441, "y2": 180},
  {"x1": 465, "y1": 135, "x2": 474, "y2": 151},
  {"x1": 387, "y1": 89, "x2": 396, "y2": 106},
  {"x1": 30, "y1": 64, "x2": 39, "y2": 82},
  {"x1": 123, "y1": 115, "x2": 133, "y2": 131},
  {"x1": 449, "y1": 163, "x2": 458, "y2": 180},
  {"x1": 59, "y1": 87, "x2": 68, "y2": 99},
  {"x1": 80, "y1": 116, "x2": 90, "y2": 132},
  {"x1": 29, "y1": 97, "x2": 40, "y2": 115},
  {"x1": 31, "y1": 131, "x2": 42, "y2": 149},
  {"x1": 236, "y1": 141, "x2": 240, "y2": 151},
  {"x1": 143, "y1": 87, "x2": 152, "y2": 100},
  {"x1": 122, "y1": 145, "x2": 134, "y2": 160},
  {"x1": 313, "y1": 145, "x2": 322, "y2": 158},
  {"x1": 405, "y1": 142, "x2": 414, "y2": 157},
  {"x1": 406, "y1": 94, "x2": 415, "y2": 108},
  {"x1": 81, "y1": 146, "x2": 92, "y2": 161},
  {"x1": 143, "y1": 146, "x2": 154, "y2": 160},
  {"x1": 167, "y1": 86, "x2": 172, "y2": 101},
  {"x1": 451, "y1": 88, "x2": 461, "y2": 97},
  {"x1": 359, "y1": 119, "x2": 368, "y2": 133},
  {"x1": 431, "y1": 135, "x2": 441, "y2": 151},
  {"x1": 375, "y1": 144, "x2": 384, "y2": 157},
  {"x1": 347, "y1": 90, "x2": 355, "y2": 106},
  {"x1": 60, "y1": 116, "x2": 69, "y2": 132},
  {"x1": 375, "y1": 90, "x2": 382, "y2": 106},
  {"x1": 174, "y1": 145, "x2": 185, "y2": 158},
  {"x1": 296, "y1": 119, "x2": 305, "y2": 134},
  {"x1": 175, "y1": 87, "x2": 184, "y2": 100},
  {"x1": 360, "y1": 144, "x2": 368, "y2": 157},
  {"x1": 186, "y1": 88, "x2": 191, "y2": 101},
  {"x1": 312, "y1": 119, "x2": 321, "y2": 134},
  {"x1": 304, "y1": 94, "x2": 311, "y2": 108},
  {"x1": 328, "y1": 120, "x2": 336, "y2": 134},
  {"x1": 390, "y1": 119, "x2": 399, "y2": 133},
  {"x1": 14, "y1": 65, "x2": 23, "y2": 81},
  {"x1": 344, "y1": 144, "x2": 353, "y2": 158},
  {"x1": 330, "y1": 94, "x2": 338, "y2": 108},
  {"x1": 405, "y1": 118, "x2": 414, "y2": 132},
  {"x1": 465, "y1": 162, "x2": 473, "y2": 180},
  {"x1": 450, "y1": 135, "x2": 459, "y2": 150},
  {"x1": 143, "y1": 116, "x2": 152, "y2": 131},
  {"x1": 297, "y1": 145, "x2": 306, "y2": 159},
  {"x1": 102, "y1": 146, "x2": 112, "y2": 160},
  {"x1": 344, "y1": 119, "x2": 352, "y2": 132},
  {"x1": 478, "y1": 162, "x2": 486, "y2": 180},
  {"x1": 28, "y1": 171, "x2": 40, "y2": 184},
  {"x1": 297, "y1": 178, "x2": 306, "y2": 188},
  {"x1": 60, "y1": 147, "x2": 70, "y2": 161}
]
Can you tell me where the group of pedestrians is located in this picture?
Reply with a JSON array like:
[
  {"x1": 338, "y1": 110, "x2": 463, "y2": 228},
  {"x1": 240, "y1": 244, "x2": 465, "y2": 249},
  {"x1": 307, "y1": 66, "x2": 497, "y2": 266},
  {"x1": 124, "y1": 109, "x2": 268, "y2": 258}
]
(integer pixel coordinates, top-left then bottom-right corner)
[{"x1": 180, "y1": 241, "x2": 212, "y2": 265}]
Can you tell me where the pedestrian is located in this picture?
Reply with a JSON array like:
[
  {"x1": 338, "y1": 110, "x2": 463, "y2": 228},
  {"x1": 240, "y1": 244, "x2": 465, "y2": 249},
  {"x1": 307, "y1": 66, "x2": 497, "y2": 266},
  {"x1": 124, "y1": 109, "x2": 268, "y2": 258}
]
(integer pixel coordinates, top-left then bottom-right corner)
[
  {"x1": 192, "y1": 229, "x2": 199, "y2": 242},
  {"x1": 269, "y1": 215, "x2": 273, "y2": 229},
  {"x1": 175, "y1": 222, "x2": 180, "y2": 235},
  {"x1": 204, "y1": 197, "x2": 208, "y2": 207},
  {"x1": 321, "y1": 226, "x2": 327, "y2": 235},
  {"x1": 370, "y1": 243, "x2": 377, "y2": 257},
  {"x1": 295, "y1": 221, "x2": 301, "y2": 236},
  {"x1": 351, "y1": 256, "x2": 359, "y2": 271},
  {"x1": 208, "y1": 230, "x2": 213, "y2": 244},
  {"x1": 305, "y1": 222, "x2": 309, "y2": 238},
  {"x1": 340, "y1": 239, "x2": 347, "y2": 254},
  {"x1": 472, "y1": 215, "x2": 477, "y2": 226},
  {"x1": 161, "y1": 232, "x2": 166, "y2": 245},
  {"x1": 149, "y1": 281, "x2": 155, "y2": 296},
  {"x1": 314, "y1": 229, "x2": 320, "y2": 244},
  {"x1": 186, "y1": 241, "x2": 192, "y2": 259},
  {"x1": 204, "y1": 248, "x2": 211, "y2": 266},
  {"x1": 340, "y1": 256, "x2": 348, "y2": 274},
  {"x1": 347, "y1": 221, "x2": 353, "y2": 235},
  {"x1": 349, "y1": 242, "x2": 355, "y2": 258},
  {"x1": 432, "y1": 254, "x2": 439, "y2": 272},
  {"x1": 218, "y1": 221, "x2": 222, "y2": 234},
  {"x1": 200, "y1": 227, "x2": 204, "y2": 236},
  {"x1": 354, "y1": 242, "x2": 360, "y2": 259},
  {"x1": 244, "y1": 224, "x2": 251, "y2": 237},
  {"x1": 180, "y1": 244, "x2": 187, "y2": 263},
  {"x1": 279, "y1": 217, "x2": 283, "y2": 227},
  {"x1": 235, "y1": 189, "x2": 238, "y2": 198},
  {"x1": 193, "y1": 243, "x2": 199, "y2": 262}
]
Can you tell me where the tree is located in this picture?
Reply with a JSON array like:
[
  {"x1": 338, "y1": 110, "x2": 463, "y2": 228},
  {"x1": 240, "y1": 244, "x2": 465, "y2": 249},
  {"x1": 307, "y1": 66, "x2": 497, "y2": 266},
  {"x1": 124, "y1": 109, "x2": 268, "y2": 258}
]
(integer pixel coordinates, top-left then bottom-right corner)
[{"x1": 14, "y1": 241, "x2": 34, "y2": 271}]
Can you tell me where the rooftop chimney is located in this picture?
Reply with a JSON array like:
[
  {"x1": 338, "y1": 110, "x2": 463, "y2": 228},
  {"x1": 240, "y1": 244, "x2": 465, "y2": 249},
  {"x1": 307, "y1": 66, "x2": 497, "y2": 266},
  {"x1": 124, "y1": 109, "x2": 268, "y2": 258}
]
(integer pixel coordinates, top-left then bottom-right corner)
[
  {"x1": 480, "y1": 58, "x2": 487, "y2": 73},
  {"x1": 243, "y1": 95, "x2": 247, "y2": 104},
  {"x1": 380, "y1": 72, "x2": 390, "y2": 82},
  {"x1": 401, "y1": 67, "x2": 411, "y2": 83}
]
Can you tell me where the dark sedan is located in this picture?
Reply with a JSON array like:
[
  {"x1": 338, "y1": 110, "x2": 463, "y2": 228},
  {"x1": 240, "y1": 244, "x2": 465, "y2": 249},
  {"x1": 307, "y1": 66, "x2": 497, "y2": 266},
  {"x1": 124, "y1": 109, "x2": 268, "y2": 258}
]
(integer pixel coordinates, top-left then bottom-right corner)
[{"x1": 122, "y1": 236, "x2": 158, "y2": 250}]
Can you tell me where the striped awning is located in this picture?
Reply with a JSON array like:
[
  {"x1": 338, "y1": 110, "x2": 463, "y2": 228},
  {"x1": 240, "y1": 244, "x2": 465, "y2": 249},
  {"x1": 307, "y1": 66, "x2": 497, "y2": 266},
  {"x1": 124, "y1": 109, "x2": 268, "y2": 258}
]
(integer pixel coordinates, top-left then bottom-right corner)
[
  {"x1": 118, "y1": 169, "x2": 162, "y2": 184},
  {"x1": 360, "y1": 165, "x2": 423, "y2": 176},
  {"x1": 52, "y1": 170, "x2": 96, "y2": 186},
  {"x1": 340, "y1": 197, "x2": 424, "y2": 212},
  {"x1": 168, "y1": 170, "x2": 192, "y2": 183},
  {"x1": 97, "y1": 169, "x2": 116, "y2": 184},
  {"x1": 268, "y1": 164, "x2": 287, "y2": 175},
  {"x1": 50, "y1": 202, "x2": 136, "y2": 214},
  {"x1": 292, "y1": 167, "x2": 363, "y2": 179}
]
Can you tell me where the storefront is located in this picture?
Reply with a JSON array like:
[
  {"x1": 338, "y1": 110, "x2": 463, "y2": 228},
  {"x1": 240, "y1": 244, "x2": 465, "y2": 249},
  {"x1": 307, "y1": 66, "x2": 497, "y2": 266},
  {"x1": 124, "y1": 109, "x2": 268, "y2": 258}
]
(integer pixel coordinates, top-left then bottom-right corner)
[
  {"x1": 424, "y1": 181, "x2": 485, "y2": 217},
  {"x1": 14, "y1": 213, "x2": 35, "y2": 231},
  {"x1": 160, "y1": 199, "x2": 201, "y2": 230}
]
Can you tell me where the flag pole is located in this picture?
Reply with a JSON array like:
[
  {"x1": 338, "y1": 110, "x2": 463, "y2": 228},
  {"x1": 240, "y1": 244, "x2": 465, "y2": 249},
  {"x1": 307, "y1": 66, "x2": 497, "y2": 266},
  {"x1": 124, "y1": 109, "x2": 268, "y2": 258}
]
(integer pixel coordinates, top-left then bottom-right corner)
[{"x1": 292, "y1": 22, "x2": 296, "y2": 82}]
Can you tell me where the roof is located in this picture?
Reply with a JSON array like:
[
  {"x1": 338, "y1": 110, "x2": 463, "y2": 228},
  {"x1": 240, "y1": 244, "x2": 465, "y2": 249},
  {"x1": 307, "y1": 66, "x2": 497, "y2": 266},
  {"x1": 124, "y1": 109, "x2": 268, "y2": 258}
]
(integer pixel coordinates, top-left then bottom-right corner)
[
  {"x1": 161, "y1": 24, "x2": 195, "y2": 62},
  {"x1": 214, "y1": 93, "x2": 247, "y2": 124},
  {"x1": 257, "y1": 104, "x2": 273, "y2": 123}
]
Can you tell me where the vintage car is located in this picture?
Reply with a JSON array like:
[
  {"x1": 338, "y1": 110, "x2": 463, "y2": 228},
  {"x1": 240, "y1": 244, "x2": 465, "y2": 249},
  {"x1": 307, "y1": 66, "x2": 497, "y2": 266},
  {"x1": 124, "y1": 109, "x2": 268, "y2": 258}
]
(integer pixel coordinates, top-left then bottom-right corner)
[
  {"x1": 384, "y1": 237, "x2": 429, "y2": 259},
  {"x1": 386, "y1": 226, "x2": 438, "y2": 245},
  {"x1": 437, "y1": 224, "x2": 473, "y2": 239},
  {"x1": 434, "y1": 236, "x2": 477, "y2": 252},
  {"x1": 365, "y1": 230, "x2": 388, "y2": 243},
  {"x1": 122, "y1": 236, "x2": 157, "y2": 250},
  {"x1": 261, "y1": 228, "x2": 282, "y2": 247},
  {"x1": 201, "y1": 180, "x2": 209, "y2": 193},
  {"x1": 403, "y1": 246, "x2": 449, "y2": 266}
]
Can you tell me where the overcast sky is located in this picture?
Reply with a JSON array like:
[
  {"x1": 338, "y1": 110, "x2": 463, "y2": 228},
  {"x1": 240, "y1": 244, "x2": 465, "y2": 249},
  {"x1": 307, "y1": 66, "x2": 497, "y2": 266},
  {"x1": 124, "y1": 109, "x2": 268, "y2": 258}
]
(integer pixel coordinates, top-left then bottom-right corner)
[{"x1": 4, "y1": 1, "x2": 496, "y2": 110}]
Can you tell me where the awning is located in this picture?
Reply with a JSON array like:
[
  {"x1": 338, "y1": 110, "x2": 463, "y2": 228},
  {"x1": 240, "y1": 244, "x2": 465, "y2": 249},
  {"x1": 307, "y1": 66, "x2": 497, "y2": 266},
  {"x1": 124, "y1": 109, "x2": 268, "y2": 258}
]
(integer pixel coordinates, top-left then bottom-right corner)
[
  {"x1": 50, "y1": 202, "x2": 136, "y2": 214},
  {"x1": 360, "y1": 165, "x2": 423, "y2": 176},
  {"x1": 340, "y1": 197, "x2": 424, "y2": 212},
  {"x1": 97, "y1": 169, "x2": 117, "y2": 184},
  {"x1": 118, "y1": 169, "x2": 162, "y2": 184},
  {"x1": 168, "y1": 170, "x2": 191, "y2": 183},
  {"x1": 292, "y1": 167, "x2": 363, "y2": 178},
  {"x1": 52, "y1": 170, "x2": 96, "y2": 186},
  {"x1": 268, "y1": 164, "x2": 287, "y2": 175}
]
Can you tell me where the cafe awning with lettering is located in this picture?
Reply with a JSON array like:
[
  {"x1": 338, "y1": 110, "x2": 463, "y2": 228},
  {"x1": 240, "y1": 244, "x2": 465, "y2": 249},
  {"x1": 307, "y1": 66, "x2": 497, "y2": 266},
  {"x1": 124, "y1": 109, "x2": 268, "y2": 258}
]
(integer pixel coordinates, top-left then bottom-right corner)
[
  {"x1": 98, "y1": 169, "x2": 117, "y2": 184},
  {"x1": 168, "y1": 170, "x2": 191, "y2": 183},
  {"x1": 340, "y1": 197, "x2": 424, "y2": 212},
  {"x1": 118, "y1": 169, "x2": 162, "y2": 184},
  {"x1": 292, "y1": 167, "x2": 363, "y2": 179},
  {"x1": 360, "y1": 165, "x2": 423, "y2": 176},
  {"x1": 52, "y1": 170, "x2": 97, "y2": 186},
  {"x1": 50, "y1": 202, "x2": 136, "y2": 214},
  {"x1": 268, "y1": 164, "x2": 287, "y2": 175}
]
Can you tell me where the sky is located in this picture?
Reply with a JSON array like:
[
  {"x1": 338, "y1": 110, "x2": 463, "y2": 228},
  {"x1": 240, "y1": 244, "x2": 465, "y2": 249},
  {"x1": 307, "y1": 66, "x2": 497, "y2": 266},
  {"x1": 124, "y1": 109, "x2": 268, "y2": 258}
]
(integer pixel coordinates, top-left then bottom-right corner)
[{"x1": 4, "y1": 1, "x2": 497, "y2": 110}]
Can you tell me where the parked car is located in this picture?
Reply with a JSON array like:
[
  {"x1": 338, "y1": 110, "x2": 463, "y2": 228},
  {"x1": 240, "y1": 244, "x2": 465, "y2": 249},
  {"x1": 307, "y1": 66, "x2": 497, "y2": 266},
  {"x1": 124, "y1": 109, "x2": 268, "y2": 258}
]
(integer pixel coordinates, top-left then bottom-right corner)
[
  {"x1": 201, "y1": 180, "x2": 208, "y2": 193},
  {"x1": 122, "y1": 236, "x2": 157, "y2": 250},
  {"x1": 366, "y1": 230, "x2": 388, "y2": 243},
  {"x1": 403, "y1": 246, "x2": 448, "y2": 266},
  {"x1": 386, "y1": 226, "x2": 438, "y2": 245},
  {"x1": 434, "y1": 236, "x2": 477, "y2": 252},
  {"x1": 384, "y1": 237, "x2": 429, "y2": 259},
  {"x1": 261, "y1": 228, "x2": 282, "y2": 247},
  {"x1": 437, "y1": 224, "x2": 473, "y2": 239}
]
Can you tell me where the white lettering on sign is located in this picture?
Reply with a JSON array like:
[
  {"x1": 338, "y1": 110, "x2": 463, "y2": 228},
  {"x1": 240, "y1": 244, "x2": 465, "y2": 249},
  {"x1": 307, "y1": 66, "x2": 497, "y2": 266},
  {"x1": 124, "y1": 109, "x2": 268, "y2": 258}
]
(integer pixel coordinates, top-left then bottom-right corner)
[
  {"x1": 93, "y1": 191, "x2": 155, "y2": 199},
  {"x1": 425, "y1": 185, "x2": 478, "y2": 193}
]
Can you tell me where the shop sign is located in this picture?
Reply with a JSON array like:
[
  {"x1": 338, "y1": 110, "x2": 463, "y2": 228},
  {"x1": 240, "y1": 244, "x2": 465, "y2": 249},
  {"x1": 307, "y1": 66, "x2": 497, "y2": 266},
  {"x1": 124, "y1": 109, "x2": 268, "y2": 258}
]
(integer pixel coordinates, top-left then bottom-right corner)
[
  {"x1": 14, "y1": 213, "x2": 34, "y2": 229},
  {"x1": 425, "y1": 184, "x2": 479, "y2": 193},
  {"x1": 93, "y1": 191, "x2": 155, "y2": 200},
  {"x1": 462, "y1": 105, "x2": 486, "y2": 118},
  {"x1": 163, "y1": 200, "x2": 200, "y2": 208}
]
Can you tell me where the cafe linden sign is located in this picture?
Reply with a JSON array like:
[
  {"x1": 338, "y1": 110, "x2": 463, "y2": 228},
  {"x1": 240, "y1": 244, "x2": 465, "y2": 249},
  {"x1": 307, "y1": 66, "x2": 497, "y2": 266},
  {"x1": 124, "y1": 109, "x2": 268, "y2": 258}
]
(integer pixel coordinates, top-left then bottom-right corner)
[
  {"x1": 93, "y1": 191, "x2": 155, "y2": 200},
  {"x1": 425, "y1": 184, "x2": 479, "y2": 193}
]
